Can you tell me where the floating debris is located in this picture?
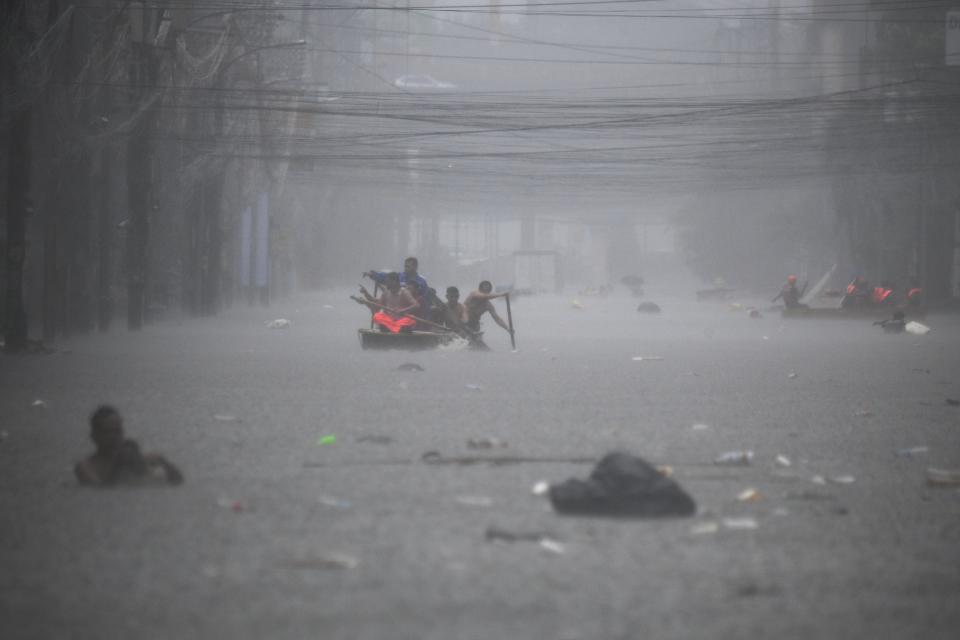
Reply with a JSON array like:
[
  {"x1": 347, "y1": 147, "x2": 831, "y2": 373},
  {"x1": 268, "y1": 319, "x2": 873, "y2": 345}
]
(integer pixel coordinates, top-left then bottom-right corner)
[
  {"x1": 775, "y1": 455, "x2": 792, "y2": 468},
  {"x1": 539, "y1": 539, "x2": 566, "y2": 555},
  {"x1": 397, "y1": 363, "x2": 424, "y2": 372},
  {"x1": 285, "y1": 553, "x2": 358, "y2": 571},
  {"x1": 722, "y1": 517, "x2": 759, "y2": 531},
  {"x1": 464, "y1": 384, "x2": 483, "y2": 391},
  {"x1": 456, "y1": 496, "x2": 494, "y2": 507},
  {"x1": 691, "y1": 423, "x2": 711, "y2": 431},
  {"x1": 532, "y1": 481, "x2": 550, "y2": 496},
  {"x1": 828, "y1": 475, "x2": 856, "y2": 485},
  {"x1": 926, "y1": 468, "x2": 960, "y2": 487},
  {"x1": 632, "y1": 356, "x2": 664, "y2": 361},
  {"x1": 714, "y1": 450, "x2": 754, "y2": 466},
  {"x1": 904, "y1": 321, "x2": 930, "y2": 336},
  {"x1": 895, "y1": 446, "x2": 929, "y2": 457},
  {"x1": 316, "y1": 434, "x2": 337, "y2": 446},
  {"x1": 31, "y1": 399, "x2": 46, "y2": 409},
  {"x1": 467, "y1": 438, "x2": 508, "y2": 450},
  {"x1": 317, "y1": 495, "x2": 352, "y2": 509},
  {"x1": 690, "y1": 521, "x2": 720, "y2": 535},
  {"x1": 737, "y1": 488, "x2": 763, "y2": 502},
  {"x1": 265, "y1": 318, "x2": 291, "y2": 329}
]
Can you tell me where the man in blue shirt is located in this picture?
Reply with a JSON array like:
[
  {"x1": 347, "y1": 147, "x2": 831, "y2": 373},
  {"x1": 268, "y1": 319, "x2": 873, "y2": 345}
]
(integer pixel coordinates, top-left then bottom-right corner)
[{"x1": 364, "y1": 256, "x2": 428, "y2": 292}]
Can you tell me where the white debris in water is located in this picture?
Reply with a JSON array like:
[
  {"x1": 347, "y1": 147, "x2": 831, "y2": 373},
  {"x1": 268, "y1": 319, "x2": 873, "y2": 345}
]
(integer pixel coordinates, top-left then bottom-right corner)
[
  {"x1": 539, "y1": 538, "x2": 566, "y2": 555},
  {"x1": 438, "y1": 336, "x2": 470, "y2": 351},
  {"x1": 266, "y1": 318, "x2": 291, "y2": 329},
  {"x1": 722, "y1": 517, "x2": 759, "y2": 530},
  {"x1": 829, "y1": 475, "x2": 856, "y2": 485},
  {"x1": 690, "y1": 521, "x2": 719, "y2": 535},
  {"x1": 31, "y1": 399, "x2": 46, "y2": 408},
  {"x1": 455, "y1": 496, "x2": 494, "y2": 507},
  {"x1": 531, "y1": 481, "x2": 550, "y2": 496},
  {"x1": 905, "y1": 321, "x2": 930, "y2": 336},
  {"x1": 810, "y1": 475, "x2": 827, "y2": 485},
  {"x1": 632, "y1": 356, "x2": 664, "y2": 361},
  {"x1": 464, "y1": 384, "x2": 483, "y2": 391},
  {"x1": 775, "y1": 455, "x2": 792, "y2": 468},
  {"x1": 691, "y1": 423, "x2": 711, "y2": 431}
]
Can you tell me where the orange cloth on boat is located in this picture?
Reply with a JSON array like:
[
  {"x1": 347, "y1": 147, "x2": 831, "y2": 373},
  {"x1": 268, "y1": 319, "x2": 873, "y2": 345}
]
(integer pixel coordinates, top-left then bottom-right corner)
[{"x1": 373, "y1": 311, "x2": 416, "y2": 333}]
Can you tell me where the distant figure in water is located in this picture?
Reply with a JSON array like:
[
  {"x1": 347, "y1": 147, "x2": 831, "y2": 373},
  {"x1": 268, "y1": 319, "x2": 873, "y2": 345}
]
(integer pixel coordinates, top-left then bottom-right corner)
[
  {"x1": 464, "y1": 280, "x2": 512, "y2": 336},
  {"x1": 75, "y1": 406, "x2": 183, "y2": 486},
  {"x1": 874, "y1": 310, "x2": 906, "y2": 334}
]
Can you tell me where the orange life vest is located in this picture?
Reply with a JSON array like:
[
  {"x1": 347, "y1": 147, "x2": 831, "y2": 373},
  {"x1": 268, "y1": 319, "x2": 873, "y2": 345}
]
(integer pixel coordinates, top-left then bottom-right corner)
[
  {"x1": 872, "y1": 287, "x2": 893, "y2": 304},
  {"x1": 373, "y1": 311, "x2": 416, "y2": 333}
]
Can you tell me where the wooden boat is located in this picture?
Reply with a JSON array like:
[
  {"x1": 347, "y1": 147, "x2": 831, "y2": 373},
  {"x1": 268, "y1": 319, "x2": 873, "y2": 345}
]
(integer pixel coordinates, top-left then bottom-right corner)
[
  {"x1": 358, "y1": 329, "x2": 457, "y2": 350},
  {"x1": 781, "y1": 306, "x2": 926, "y2": 320}
]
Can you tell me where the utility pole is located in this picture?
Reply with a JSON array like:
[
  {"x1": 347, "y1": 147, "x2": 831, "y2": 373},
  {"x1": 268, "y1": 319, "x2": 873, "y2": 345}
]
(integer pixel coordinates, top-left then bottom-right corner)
[{"x1": 3, "y1": 1, "x2": 31, "y2": 352}]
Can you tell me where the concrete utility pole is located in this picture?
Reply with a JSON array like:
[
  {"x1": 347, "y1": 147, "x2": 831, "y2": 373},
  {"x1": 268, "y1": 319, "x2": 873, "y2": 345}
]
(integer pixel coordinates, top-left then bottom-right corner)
[{"x1": 3, "y1": 1, "x2": 31, "y2": 352}]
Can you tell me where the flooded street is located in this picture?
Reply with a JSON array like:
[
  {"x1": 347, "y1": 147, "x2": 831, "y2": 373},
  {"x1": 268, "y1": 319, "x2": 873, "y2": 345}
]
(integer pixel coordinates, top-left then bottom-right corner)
[{"x1": 3, "y1": 288, "x2": 959, "y2": 639}]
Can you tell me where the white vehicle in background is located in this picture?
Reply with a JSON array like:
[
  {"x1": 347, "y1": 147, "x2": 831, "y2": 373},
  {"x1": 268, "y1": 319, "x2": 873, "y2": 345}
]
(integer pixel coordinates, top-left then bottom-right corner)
[{"x1": 394, "y1": 74, "x2": 457, "y2": 91}]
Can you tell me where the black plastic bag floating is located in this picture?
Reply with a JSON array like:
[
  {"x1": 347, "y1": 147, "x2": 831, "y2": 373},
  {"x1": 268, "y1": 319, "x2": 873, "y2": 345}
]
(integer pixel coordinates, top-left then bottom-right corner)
[{"x1": 549, "y1": 452, "x2": 696, "y2": 518}]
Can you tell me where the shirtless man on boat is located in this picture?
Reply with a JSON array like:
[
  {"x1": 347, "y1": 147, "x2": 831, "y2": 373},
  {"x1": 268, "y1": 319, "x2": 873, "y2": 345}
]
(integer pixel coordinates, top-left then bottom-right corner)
[
  {"x1": 464, "y1": 280, "x2": 513, "y2": 337},
  {"x1": 354, "y1": 272, "x2": 418, "y2": 333}
]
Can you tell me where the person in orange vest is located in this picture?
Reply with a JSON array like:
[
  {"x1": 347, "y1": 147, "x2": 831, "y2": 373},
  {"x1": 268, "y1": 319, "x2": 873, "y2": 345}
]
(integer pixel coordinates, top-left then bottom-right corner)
[
  {"x1": 906, "y1": 281, "x2": 923, "y2": 308},
  {"x1": 841, "y1": 276, "x2": 870, "y2": 308},
  {"x1": 772, "y1": 275, "x2": 807, "y2": 309},
  {"x1": 354, "y1": 272, "x2": 418, "y2": 333},
  {"x1": 871, "y1": 281, "x2": 895, "y2": 306}
]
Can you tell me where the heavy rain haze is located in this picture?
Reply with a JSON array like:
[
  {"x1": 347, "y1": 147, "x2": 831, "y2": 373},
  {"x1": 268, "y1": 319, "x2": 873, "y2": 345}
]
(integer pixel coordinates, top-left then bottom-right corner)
[{"x1": 2, "y1": 1, "x2": 960, "y2": 639}]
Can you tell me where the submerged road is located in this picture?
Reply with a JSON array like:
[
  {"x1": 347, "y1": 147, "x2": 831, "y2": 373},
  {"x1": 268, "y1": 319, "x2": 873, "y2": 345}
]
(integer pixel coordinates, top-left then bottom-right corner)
[{"x1": 2, "y1": 286, "x2": 959, "y2": 640}]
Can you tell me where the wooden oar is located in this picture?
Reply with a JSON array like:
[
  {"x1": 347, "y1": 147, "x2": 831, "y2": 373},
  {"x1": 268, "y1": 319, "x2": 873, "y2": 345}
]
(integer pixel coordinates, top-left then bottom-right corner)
[
  {"x1": 505, "y1": 292, "x2": 516, "y2": 350},
  {"x1": 369, "y1": 283, "x2": 379, "y2": 330}
]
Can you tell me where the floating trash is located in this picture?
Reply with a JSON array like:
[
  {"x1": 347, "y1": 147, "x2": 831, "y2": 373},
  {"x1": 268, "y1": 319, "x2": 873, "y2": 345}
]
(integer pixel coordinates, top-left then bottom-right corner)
[
  {"x1": 632, "y1": 356, "x2": 664, "y2": 361},
  {"x1": 467, "y1": 438, "x2": 508, "y2": 450},
  {"x1": 926, "y1": 468, "x2": 960, "y2": 487},
  {"x1": 714, "y1": 450, "x2": 754, "y2": 466},
  {"x1": 722, "y1": 517, "x2": 759, "y2": 531},
  {"x1": 895, "y1": 446, "x2": 929, "y2": 457},
  {"x1": 691, "y1": 423, "x2": 711, "y2": 431},
  {"x1": 31, "y1": 399, "x2": 46, "y2": 408},
  {"x1": 539, "y1": 539, "x2": 566, "y2": 555},
  {"x1": 904, "y1": 321, "x2": 930, "y2": 336},
  {"x1": 690, "y1": 521, "x2": 720, "y2": 535},
  {"x1": 317, "y1": 495, "x2": 352, "y2": 509},
  {"x1": 316, "y1": 434, "x2": 337, "y2": 446},
  {"x1": 455, "y1": 496, "x2": 494, "y2": 507},
  {"x1": 216, "y1": 497, "x2": 247, "y2": 513},
  {"x1": 464, "y1": 384, "x2": 483, "y2": 391},
  {"x1": 286, "y1": 553, "x2": 358, "y2": 571},
  {"x1": 265, "y1": 318, "x2": 291, "y2": 329},
  {"x1": 532, "y1": 481, "x2": 550, "y2": 496},
  {"x1": 737, "y1": 488, "x2": 762, "y2": 502},
  {"x1": 775, "y1": 455, "x2": 792, "y2": 468},
  {"x1": 828, "y1": 475, "x2": 856, "y2": 485},
  {"x1": 810, "y1": 475, "x2": 827, "y2": 485}
]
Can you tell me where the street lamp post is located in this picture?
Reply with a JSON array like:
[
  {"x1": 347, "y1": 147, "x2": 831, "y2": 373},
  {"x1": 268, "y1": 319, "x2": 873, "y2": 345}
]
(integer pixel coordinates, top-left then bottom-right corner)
[{"x1": 199, "y1": 39, "x2": 306, "y2": 315}]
